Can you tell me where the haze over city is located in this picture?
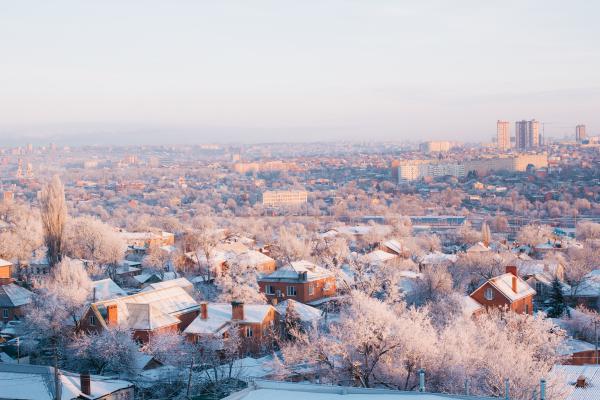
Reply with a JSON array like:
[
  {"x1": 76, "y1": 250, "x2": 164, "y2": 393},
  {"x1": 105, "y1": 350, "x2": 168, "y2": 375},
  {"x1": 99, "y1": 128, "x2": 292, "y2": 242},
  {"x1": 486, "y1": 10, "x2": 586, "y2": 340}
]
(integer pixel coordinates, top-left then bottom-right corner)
[
  {"x1": 2, "y1": 3, "x2": 600, "y2": 400},
  {"x1": 1, "y1": 0, "x2": 599, "y2": 145}
]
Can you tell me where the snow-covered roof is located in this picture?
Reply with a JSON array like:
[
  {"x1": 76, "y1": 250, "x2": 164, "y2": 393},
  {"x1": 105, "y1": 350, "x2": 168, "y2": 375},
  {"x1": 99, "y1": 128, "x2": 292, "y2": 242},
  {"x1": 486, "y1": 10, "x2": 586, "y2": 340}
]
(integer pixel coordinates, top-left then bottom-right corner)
[
  {"x1": 419, "y1": 251, "x2": 458, "y2": 265},
  {"x1": 235, "y1": 250, "x2": 275, "y2": 268},
  {"x1": 517, "y1": 260, "x2": 562, "y2": 277},
  {"x1": 125, "y1": 303, "x2": 180, "y2": 330},
  {"x1": 0, "y1": 364, "x2": 133, "y2": 400},
  {"x1": 0, "y1": 258, "x2": 12, "y2": 268},
  {"x1": 0, "y1": 283, "x2": 33, "y2": 307},
  {"x1": 365, "y1": 249, "x2": 397, "y2": 264},
  {"x1": 260, "y1": 261, "x2": 333, "y2": 282},
  {"x1": 568, "y1": 270, "x2": 600, "y2": 297},
  {"x1": 93, "y1": 286, "x2": 198, "y2": 330},
  {"x1": 275, "y1": 299, "x2": 322, "y2": 323},
  {"x1": 482, "y1": 273, "x2": 536, "y2": 302},
  {"x1": 141, "y1": 277, "x2": 194, "y2": 295},
  {"x1": 223, "y1": 380, "x2": 493, "y2": 400},
  {"x1": 92, "y1": 278, "x2": 127, "y2": 301},
  {"x1": 461, "y1": 295, "x2": 484, "y2": 317},
  {"x1": 559, "y1": 338, "x2": 597, "y2": 356},
  {"x1": 184, "y1": 303, "x2": 274, "y2": 335},
  {"x1": 552, "y1": 365, "x2": 600, "y2": 400},
  {"x1": 333, "y1": 225, "x2": 392, "y2": 237},
  {"x1": 382, "y1": 239, "x2": 403, "y2": 255},
  {"x1": 466, "y1": 242, "x2": 490, "y2": 253}
]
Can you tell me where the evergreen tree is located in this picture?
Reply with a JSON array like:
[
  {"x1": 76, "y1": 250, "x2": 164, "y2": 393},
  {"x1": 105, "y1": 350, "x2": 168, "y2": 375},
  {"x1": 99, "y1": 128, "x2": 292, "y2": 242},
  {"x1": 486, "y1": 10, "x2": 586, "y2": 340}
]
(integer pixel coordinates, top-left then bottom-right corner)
[{"x1": 548, "y1": 276, "x2": 566, "y2": 318}]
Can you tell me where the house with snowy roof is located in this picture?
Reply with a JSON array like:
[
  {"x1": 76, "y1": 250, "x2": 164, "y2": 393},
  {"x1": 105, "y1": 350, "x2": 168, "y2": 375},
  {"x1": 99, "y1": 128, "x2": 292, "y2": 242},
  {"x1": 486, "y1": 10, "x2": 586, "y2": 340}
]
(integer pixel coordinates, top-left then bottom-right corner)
[
  {"x1": 184, "y1": 301, "x2": 277, "y2": 355},
  {"x1": 80, "y1": 285, "x2": 199, "y2": 343},
  {"x1": 469, "y1": 266, "x2": 536, "y2": 315},
  {"x1": 275, "y1": 299, "x2": 322, "y2": 334},
  {"x1": 223, "y1": 380, "x2": 495, "y2": 400},
  {"x1": 0, "y1": 364, "x2": 133, "y2": 400},
  {"x1": 258, "y1": 260, "x2": 336, "y2": 306},
  {"x1": 140, "y1": 277, "x2": 195, "y2": 296},
  {"x1": 0, "y1": 260, "x2": 33, "y2": 323},
  {"x1": 91, "y1": 278, "x2": 127, "y2": 302}
]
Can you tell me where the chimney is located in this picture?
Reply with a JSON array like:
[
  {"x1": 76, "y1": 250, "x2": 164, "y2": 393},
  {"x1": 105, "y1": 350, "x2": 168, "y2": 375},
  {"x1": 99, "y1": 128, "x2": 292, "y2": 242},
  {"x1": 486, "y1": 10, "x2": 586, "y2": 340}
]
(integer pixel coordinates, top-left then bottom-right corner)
[
  {"x1": 231, "y1": 301, "x2": 244, "y2": 321},
  {"x1": 106, "y1": 304, "x2": 118, "y2": 326},
  {"x1": 576, "y1": 375, "x2": 586, "y2": 388},
  {"x1": 512, "y1": 276, "x2": 518, "y2": 293},
  {"x1": 80, "y1": 372, "x2": 91, "y2": 396},
  {"x1": 200, "y1": 302, "x2": 208, "y2": 320},
  {"x1": 505, "y1": 265, "x2": 518, "y2": 276}
]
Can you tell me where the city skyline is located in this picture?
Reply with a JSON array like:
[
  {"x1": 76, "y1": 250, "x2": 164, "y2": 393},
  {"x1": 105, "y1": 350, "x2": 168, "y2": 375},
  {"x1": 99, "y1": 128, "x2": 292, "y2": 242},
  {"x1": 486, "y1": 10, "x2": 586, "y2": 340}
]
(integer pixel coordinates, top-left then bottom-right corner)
[{"x1": 0, "y1": 1, "x2": 598, "y2": 144}]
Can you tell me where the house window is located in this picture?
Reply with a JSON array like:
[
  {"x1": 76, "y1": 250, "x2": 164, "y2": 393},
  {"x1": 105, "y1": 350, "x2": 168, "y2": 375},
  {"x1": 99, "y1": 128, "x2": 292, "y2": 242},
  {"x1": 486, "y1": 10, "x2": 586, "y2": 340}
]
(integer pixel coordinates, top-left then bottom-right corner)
[
  {"x1": 484, "y1": 288, "x2": 494, "y2": 301},
  {"x1": 286, "y1": 286, "x2": 297, "y2": 297},
  {"x1": 525, "y1": 304, "x2": 529, "y2": 314},
  {"x1": 89, "y1": 315, "x2": 96, "y2": 326},
  {"x1": 246, "y1": 327, "x2": 253, "y2": 337},
  {"x1": 2, "y1": 309, "x2": 8, "y2": 319},
  {"x1": 308, "y1": 284, "x2": 315, "y2": 296},
  {"x1": 265, "y1": 285, "x2": 275, "y2": 295}
]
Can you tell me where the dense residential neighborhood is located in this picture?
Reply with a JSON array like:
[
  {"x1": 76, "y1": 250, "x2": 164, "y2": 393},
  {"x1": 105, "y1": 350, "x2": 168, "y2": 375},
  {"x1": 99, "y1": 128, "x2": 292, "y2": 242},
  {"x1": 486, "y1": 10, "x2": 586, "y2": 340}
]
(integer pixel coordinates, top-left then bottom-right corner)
[{"x1": 0, "y1": 138, "x2": 599, "y2": 399}]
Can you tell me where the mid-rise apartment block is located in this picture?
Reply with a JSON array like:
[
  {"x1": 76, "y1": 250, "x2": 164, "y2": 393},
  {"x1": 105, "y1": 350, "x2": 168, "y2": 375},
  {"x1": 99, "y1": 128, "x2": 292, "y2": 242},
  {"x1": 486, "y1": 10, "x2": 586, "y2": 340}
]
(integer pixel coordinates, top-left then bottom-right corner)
[{"x1": 262, "y1": 190, "x2": 308, "y2": 207}]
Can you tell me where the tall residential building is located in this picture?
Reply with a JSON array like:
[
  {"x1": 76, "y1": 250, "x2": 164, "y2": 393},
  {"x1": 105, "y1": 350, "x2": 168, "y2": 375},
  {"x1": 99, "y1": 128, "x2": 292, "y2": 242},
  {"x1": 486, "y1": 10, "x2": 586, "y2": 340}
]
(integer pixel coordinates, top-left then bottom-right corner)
[
  {"x1": 576, "y1": 124, "x2": 586, "y2": 142},
  {"x1": 515, "y1": 119, "x2": 540, "y2": 149},
  {"x1": 496, "y1": 120, "x2": 510, "y2": 150}
]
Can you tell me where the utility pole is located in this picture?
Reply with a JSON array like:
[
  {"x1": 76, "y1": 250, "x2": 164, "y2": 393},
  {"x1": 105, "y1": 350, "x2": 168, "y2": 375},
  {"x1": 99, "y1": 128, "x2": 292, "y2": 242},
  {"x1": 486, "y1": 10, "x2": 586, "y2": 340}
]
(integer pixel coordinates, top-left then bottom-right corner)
[
  {"x1": 54, "y1": 344, "x2": 61, "y2": 400},
  {"x1": 595, "y1": 319, "x2": 599, "y2": 365},
  {"x1": 186, "y1": 357, "x2": 194, "y2": 399}
]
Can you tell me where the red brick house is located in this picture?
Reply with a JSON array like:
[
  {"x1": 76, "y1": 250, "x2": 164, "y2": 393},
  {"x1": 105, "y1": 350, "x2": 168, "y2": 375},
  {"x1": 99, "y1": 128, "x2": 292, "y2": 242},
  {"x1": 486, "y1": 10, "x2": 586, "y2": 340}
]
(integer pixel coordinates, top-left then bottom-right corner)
[
  {"x1": 80, "y1": 285, "x2": 199, "y2": 343},
  {"x1": 258, "y1": 261, "x2": 336, "y2": 306},
  {"x1": 470, "y1": 266, "x2": 536, "y2": 315},
  {"x1": 184, "y1": 301, "x2": 277, "y2": 355},
  {"x1": 0, "y1": 260, "x2": 33, "y2": 323}
]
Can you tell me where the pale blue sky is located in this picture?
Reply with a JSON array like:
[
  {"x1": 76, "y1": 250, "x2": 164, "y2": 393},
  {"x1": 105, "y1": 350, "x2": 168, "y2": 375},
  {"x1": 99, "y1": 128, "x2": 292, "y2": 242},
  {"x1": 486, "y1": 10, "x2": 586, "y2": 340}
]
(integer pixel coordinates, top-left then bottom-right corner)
[{"x1": 0, "y1": 0, "x2": 598, "y2": 144}]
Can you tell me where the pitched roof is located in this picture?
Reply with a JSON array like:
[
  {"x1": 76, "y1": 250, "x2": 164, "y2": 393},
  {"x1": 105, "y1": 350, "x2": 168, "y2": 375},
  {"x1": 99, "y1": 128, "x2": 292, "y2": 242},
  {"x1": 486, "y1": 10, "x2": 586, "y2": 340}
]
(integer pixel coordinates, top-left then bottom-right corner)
[
  {"x1": 260, "y1": 260, "x2": 333, "y2": 282},
  {"x1": 141, "y1": 277, "x2": 194, "y2": 295},
  {"x1": 0, "y1": 283, "x2": 33, "y2": 307},
  {"x1": 0, "y1": 258, "x2": 12, "y2": 268},
  {"x1": 92, "y1": 286, "x2": 198, "y2": 330},
  {"x1": 275, "y1": 299, "x2": 321, "y2": 323},
  {"x1": 552, "y1": 365, "x2": 600, "y2": 400},
  {"x1": 476, "y1": 273, "x2": 536, "y2": 302},
  {"x1": 184, "y1": 303, "x2": 274, "y2": 335},
  {"x1": 125, "y1": 303, "x2": 180, "y2": 330},
  {"x1": 0, "y1": 364, "x2": 132, "y2": 400},
  {"x1": 91, "y1": 278, "x2": 127, "y2": 301}
]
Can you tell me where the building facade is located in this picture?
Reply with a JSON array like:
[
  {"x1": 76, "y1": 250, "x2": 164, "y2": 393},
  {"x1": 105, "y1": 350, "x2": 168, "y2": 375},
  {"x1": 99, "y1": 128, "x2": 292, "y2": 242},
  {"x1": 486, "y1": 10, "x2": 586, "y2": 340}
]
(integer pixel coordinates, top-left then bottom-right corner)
[
  {"x1": 515, "y1": 119, "x2": 540, "y2": 149},
  {"x1": 576, "y1": 124, "x2": 586, "y2": 142},
  {"x1": 262, "y1": 190, "x2": 308, "y2": 207},
  {"x1": 497, "y1": 120, "x2": 510, "y2": 150}
]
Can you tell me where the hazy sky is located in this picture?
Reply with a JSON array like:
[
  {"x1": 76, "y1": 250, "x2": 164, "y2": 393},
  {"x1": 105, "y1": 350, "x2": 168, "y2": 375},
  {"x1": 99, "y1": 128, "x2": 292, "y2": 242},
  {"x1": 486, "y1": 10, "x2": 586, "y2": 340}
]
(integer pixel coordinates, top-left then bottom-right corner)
[{"x1": 0, "y1": 1, "x2": 598, "y2": 145}]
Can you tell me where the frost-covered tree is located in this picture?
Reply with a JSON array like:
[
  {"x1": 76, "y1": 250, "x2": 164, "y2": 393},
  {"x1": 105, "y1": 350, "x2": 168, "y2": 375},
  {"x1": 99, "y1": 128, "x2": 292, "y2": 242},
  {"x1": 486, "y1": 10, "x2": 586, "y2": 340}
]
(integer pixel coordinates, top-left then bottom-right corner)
[
  {"x1": 0, "y1": 202, "x2": 43, "y2": 266},
  {"x1": 141, "y1": 330, "x2": 193, "y2": 368},
  {"x1": 31, "y1": 258, "x2": 92, "y2": 330},
  {"x1": 215, "y1": 260, "x2": 266, "y2": 304},
  {"x1": 63, "y1": 215, "x2": 125, "y2": 268},
  {"x1": 281, "y1": 292, "x2": 437, "y2": 389},
  {"x1": 40, "y1": 175, "x2": 68, "y2": 267},
  {"x1": 481, "y1": 222, "x2": 491, "y2": 246},
  {"x1": 67, "y1": 328, "x2": 138, "y2": 374},
  {"x1": 517, "y1": 224, "x2": 553, "y2": 246}
]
